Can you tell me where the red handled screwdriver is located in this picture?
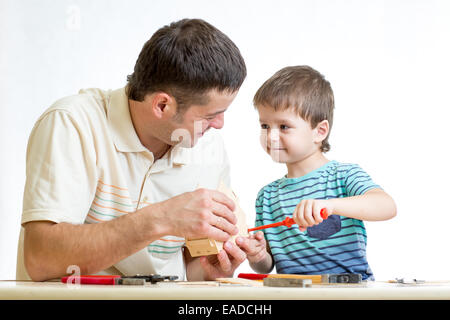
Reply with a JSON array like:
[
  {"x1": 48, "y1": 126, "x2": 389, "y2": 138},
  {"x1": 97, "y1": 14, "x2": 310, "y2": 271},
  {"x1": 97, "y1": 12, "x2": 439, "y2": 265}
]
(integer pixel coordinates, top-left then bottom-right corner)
[{"x1": 248, "y1": 208, "x2": 329, "y2": 232}]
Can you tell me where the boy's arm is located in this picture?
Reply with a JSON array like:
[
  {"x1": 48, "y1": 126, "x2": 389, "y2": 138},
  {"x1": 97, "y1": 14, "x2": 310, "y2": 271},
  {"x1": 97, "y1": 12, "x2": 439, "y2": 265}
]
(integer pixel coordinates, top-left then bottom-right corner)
[
  {"x1": 328, "y1": 188, "x2": 397, "y2": 221},
  {"x1": 333, "y1": 164, "x2": 397, "y2": 222},
  {"x1": 236, "y1": 233, "x2": 274, "y2": 274},
  {"x1": 246, "y1": 190, "x2": 274, "y2": 274},
  {"x1": 294, "y1": 188, "x2": 396, "y2": 229},
  {"x1": 248, "y1": 244, "x2": 274, "y2": 274}
]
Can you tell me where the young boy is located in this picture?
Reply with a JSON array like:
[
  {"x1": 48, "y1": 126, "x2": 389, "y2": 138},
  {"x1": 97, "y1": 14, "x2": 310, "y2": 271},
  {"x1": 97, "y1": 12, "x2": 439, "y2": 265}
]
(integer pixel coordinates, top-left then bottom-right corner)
[{"x1": 236, "y1": 66, "x2": 396, "y2": 280}]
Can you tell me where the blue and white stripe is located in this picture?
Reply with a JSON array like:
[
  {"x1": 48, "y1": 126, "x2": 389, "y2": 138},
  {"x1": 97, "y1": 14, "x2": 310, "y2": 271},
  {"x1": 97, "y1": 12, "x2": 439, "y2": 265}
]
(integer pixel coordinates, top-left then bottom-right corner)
[{"x1": 255, "y1": 161, "x2": 380, "y2": 280}]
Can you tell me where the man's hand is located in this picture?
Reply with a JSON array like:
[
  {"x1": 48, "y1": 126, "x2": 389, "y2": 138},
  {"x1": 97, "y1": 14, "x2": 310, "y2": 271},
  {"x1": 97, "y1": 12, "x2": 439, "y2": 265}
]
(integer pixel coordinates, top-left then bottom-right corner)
[
  {"x1": 153, "y1": 188, "x2": 239, "y2": 242},
  {"x1": 198, "y1": 241, "x2": 246, "y2": 280}
]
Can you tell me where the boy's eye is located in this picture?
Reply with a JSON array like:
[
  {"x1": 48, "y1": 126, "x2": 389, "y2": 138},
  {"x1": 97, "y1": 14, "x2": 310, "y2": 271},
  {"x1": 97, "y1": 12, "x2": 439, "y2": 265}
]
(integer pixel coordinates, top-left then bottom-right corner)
[
  {"x1": 280, "y1": 124, "x2": 289, "y2": 130},
  {"x1": 261, "y1": 124, "x2": 269, "y2": 129}
]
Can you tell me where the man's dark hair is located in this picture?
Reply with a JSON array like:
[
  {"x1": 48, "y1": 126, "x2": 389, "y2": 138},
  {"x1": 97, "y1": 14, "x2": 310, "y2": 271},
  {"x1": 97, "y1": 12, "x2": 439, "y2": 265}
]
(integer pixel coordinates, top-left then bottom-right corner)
[{"x1": 126, "y1": 18, "x2": 247, "y2": 112}]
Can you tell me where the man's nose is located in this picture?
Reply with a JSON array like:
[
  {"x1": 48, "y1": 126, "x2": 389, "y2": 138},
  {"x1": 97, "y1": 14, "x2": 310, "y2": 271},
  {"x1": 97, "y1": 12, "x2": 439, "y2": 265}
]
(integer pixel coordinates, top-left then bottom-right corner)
[{"x1": 209, "y1": 113, "x2": 224, "y2": 129}]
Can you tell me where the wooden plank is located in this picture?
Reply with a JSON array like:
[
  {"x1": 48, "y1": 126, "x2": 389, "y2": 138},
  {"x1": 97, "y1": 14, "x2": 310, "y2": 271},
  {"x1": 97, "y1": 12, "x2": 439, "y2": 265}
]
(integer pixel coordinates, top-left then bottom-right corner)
[{"x1": 215, "y1": 277, "x2": 263, "y2": 287}]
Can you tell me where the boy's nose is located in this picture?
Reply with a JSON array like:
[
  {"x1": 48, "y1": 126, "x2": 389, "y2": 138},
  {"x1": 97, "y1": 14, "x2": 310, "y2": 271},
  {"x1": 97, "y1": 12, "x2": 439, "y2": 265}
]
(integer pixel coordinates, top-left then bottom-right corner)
[{"x1": 268, "y1": 128, "x2": 280, "y2": 142}]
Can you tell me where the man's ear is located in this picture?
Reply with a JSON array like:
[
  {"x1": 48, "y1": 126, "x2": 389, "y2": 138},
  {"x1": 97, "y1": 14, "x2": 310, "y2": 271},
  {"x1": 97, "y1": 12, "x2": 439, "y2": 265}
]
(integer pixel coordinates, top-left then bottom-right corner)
[
  {"x1": 313, "y1": 120, "x2": 330, "y2": 144},
  {"x1": 148, "y1": 92, "x2": 176, "y2": 119}
]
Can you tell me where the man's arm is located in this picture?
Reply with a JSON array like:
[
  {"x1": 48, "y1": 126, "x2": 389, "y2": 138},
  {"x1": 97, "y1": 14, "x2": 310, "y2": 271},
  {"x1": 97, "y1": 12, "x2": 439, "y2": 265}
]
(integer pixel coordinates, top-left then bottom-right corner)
[
  {"x1": 24, "y1": 210, "x2": 160, "y2": 281},
  {"x1": 24, "y1": 188, "x2": 239, "y2": 281}
]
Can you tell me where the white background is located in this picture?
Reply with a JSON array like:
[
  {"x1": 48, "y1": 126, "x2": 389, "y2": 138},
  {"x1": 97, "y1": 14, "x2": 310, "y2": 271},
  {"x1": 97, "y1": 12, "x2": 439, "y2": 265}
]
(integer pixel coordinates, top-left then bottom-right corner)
[{"x1": 1, "y1": 0, "x2": 449, "y2": 281}]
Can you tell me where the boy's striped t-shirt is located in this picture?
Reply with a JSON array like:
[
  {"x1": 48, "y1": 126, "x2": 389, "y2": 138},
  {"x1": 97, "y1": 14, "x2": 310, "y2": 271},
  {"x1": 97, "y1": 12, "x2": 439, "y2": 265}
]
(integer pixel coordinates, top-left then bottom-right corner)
[{"x1": 255, "y1": 160, "x2": 381, "y2": 280}]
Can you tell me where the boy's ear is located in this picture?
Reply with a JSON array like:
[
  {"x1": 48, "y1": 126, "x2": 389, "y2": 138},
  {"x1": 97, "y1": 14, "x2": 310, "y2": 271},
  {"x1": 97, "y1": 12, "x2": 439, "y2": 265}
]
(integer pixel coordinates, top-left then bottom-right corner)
[
  {"x1": 314, "y1": 120, "x2": 330, "y2": 144},
  {"x1": 147, "y1": 92, "x2": 176, "y2": 119}
]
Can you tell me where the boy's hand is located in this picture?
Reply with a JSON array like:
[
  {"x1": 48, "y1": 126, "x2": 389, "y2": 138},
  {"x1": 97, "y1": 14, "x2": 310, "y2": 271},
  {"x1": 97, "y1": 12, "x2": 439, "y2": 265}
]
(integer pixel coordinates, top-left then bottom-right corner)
[
  {"x1": 235, "y1": 232, "x2": 268, "y2": 264},
  {"x1": 293, "y1": 199, "x2": 333, "y2": 231}
]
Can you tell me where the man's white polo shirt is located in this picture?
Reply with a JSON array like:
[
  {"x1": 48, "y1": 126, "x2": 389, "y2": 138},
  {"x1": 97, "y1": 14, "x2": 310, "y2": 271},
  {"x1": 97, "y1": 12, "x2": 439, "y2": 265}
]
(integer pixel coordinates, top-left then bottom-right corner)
[{"x1": 16, "y1": 87, "x2": 230, "y2": 280}]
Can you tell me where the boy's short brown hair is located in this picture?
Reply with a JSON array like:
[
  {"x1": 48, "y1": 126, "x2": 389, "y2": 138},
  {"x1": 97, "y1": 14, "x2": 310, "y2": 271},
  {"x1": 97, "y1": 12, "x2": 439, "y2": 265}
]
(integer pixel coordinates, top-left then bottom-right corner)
[{"x1": 253, "y1": 65, "x2": 334, "y2": 152}]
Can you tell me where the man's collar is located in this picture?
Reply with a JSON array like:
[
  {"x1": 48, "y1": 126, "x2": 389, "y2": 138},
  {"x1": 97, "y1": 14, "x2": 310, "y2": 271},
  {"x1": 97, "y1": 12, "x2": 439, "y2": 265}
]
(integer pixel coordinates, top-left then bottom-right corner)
[
  {"x1": 171, "y1": 144, "x2": 192, "y2": 165},
  {"x1": 107, "y1": 87, "x2": 194, "y2": 165},
  {"x1": 107, "y1": 87, "x2": 147, "y2": 153}
]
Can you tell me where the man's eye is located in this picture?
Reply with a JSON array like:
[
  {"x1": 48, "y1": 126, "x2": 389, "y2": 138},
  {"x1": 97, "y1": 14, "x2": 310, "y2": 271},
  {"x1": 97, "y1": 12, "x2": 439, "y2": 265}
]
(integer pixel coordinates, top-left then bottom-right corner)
[{"x1": 261, "y1": 124, "x2": 269, "y2": 129}]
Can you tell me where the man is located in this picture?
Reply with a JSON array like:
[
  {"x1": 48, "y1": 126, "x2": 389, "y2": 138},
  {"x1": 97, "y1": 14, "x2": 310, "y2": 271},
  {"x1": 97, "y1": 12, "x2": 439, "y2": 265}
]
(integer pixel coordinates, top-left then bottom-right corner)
[{"x1": 17, "y1": 18, "x2": 247, "y2": 281}]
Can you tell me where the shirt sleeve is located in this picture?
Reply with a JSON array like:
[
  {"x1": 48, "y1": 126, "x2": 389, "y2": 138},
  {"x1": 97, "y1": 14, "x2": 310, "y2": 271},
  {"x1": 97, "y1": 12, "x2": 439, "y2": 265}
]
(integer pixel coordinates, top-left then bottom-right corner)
[
  {"x1": 254, "y1": 188, "x2": 265, "y2": 228},
  {"x1": 344, "y1": 164, "x2": 381, "y2": 197},
  {"x1": 22, "y1": 109, "x2": 97, "y2": 225}
]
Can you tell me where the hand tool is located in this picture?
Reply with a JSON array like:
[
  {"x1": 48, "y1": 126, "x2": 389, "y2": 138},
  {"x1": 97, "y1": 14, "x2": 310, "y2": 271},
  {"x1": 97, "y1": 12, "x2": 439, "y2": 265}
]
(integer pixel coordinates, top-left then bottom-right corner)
[
  {"x1": 130, "y1": 274, "x2": 179, "y2": 284},
  {"x1": 323, "y1": 273, "x2": 362, "y2": 284},
  {"x1": 238, "y1": 273, "x2": 322, "y2": 283},
  {"x1": 263, "y1": 277, "x2": 312, "y2": 288},
  {"x1": 248, "y1": 208, "x2": 328, "y2": 232},
  {"x1": 61, "y1": 274, "x2": 178, "y2": 285},
  {"x1": 238, "y1": 272, "x2": 362, "y2": 284},
  {"x1": 388, "y1": 278, "x2": 425, "y2": 284},
  {"x1": 61, "y1": 275, "x2": 121, "y2": 285}
]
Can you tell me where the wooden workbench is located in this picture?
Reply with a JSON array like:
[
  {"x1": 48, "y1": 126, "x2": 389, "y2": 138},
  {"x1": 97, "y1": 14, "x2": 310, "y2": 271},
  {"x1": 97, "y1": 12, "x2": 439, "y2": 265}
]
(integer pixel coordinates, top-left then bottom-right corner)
[
  {"x1": 1, "y1": 280, "x2": 449, "y2": 318},
  {"x1": 1, "y1": 280, "x2": 450, "y2": 300}
]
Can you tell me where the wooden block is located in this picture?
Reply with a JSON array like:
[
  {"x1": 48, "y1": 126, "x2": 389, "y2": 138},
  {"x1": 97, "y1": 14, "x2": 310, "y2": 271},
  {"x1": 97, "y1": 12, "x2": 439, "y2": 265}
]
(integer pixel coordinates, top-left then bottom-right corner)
[
  {"x1": 268, "y1": 274, "x2": 323, "y2": 284},
  {"x1": 185, "y1": 238, "x2": 220, "y2": 257},
  {"x1": 185, "y1": 181, "x2": 248, "y2": 257}
]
